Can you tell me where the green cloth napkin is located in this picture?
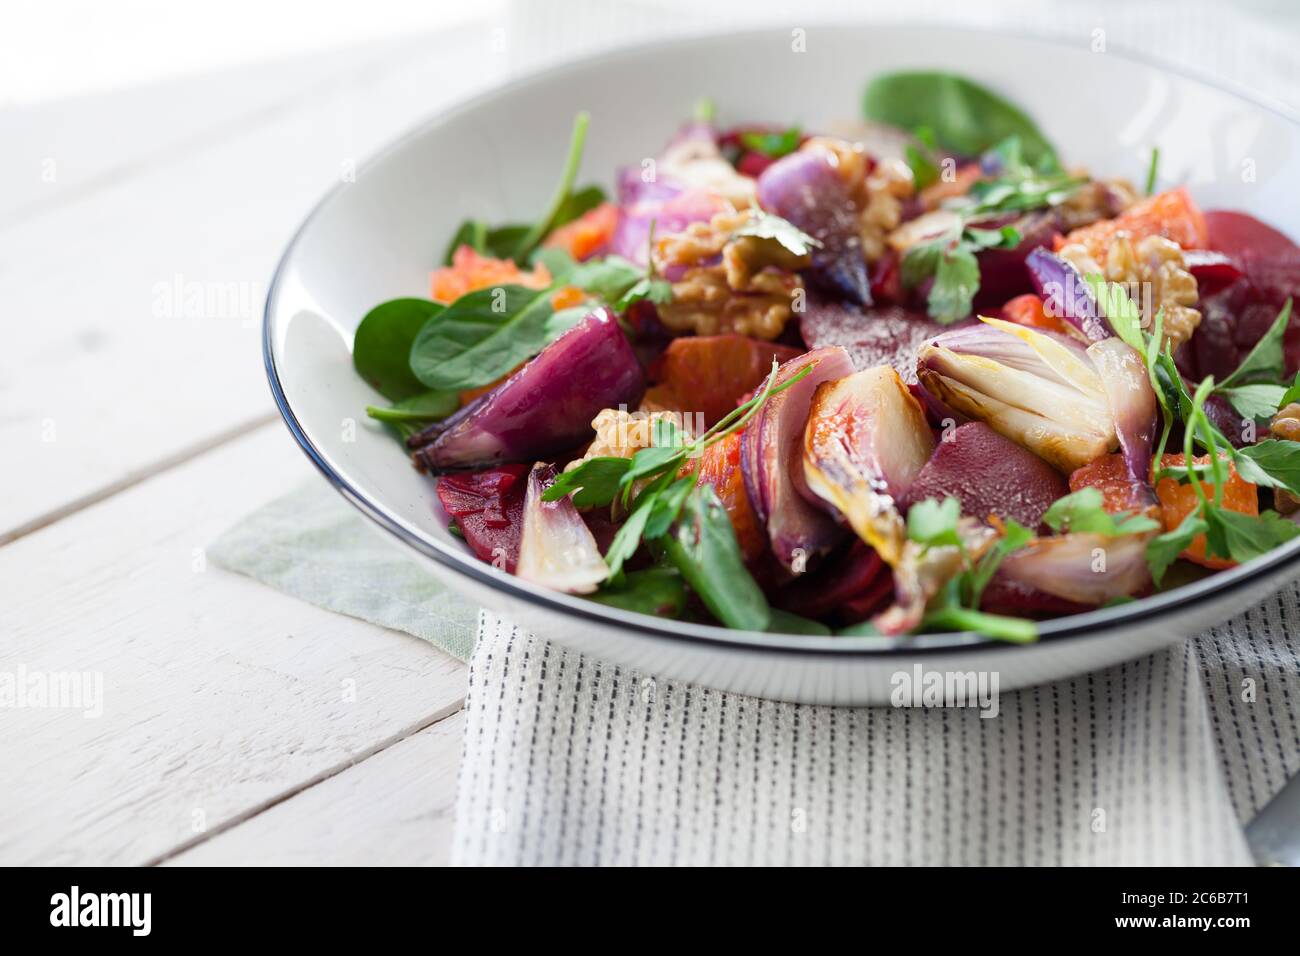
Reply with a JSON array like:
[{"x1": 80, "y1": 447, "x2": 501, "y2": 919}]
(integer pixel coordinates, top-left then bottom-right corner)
[{"x1": 209, "y1": 480, "x2": 478, "y2": 661}]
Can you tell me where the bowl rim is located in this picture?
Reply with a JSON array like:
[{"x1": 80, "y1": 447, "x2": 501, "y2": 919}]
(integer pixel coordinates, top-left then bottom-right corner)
[{"x1": 263, "y1": 21, "x2": 1300, "y2": 657}]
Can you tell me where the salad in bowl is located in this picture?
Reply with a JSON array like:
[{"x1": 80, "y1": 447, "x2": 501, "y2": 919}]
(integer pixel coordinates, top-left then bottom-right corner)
[{"x1": 350, "y1": 71, "x2": 1300, "y2": 643}]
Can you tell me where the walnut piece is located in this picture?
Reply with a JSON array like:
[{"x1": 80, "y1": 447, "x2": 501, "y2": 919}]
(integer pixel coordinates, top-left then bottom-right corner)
[
  {"x1": 652, "y1": 208, "x2": 808, "y2": 339},
  {"x1": 1055, "y1": 178, "x2": 1139, "y2": 232},
  {"x1": 804, "y1": 136, "x2": 915, "y2": 263},
  {"x1": 1271, "y1": 403, "x2": 1300, "y2": 514},
  {"x1": 1058, "y1": 233, "x2": 1201, "y2": 351}
]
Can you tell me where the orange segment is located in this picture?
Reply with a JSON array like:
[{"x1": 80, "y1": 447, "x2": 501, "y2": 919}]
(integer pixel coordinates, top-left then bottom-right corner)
[
  {"x1": 649, "y1": 335, "x2": 803, "y2": 428},
  {"x1": 1001, "y1": 293, "x2": 1066, "y2": 333},
  {"x1": 678, "y1": 431, "x2": 764, "y2": 563},
  {"x1": 430, "y1": 246, "x2": 551, "y2": 304},
  {"x1": 1154, "y1": 453, "x2": 1258, "y2": 569},
  {"x1": 1056, "y1": 186, "x2": 1208, "y2": 261},
  {"x1": 542, "y1": 202, "x2": 619, "y2": 261},
  {"x1": 1069, "y1": 453, "x2": 1156, "y2": 515}
]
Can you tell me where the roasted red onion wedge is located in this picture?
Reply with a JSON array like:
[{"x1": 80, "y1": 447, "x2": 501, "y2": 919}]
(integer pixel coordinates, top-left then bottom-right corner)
[
  {"x1": 997, "y1": 530, "x2": 1153, "y2": 605},
  {"x1": 1086, "y1": 337, "x2": 1158, "y2": 504},
  {"x1": 802, "y1": 366, "x2": 934, "y2": 564},
  {"x1": 516, "y1": 463, "x2": 609, "y2": 594},
  {"x1": 1024, "y1": 247, "x2": 1110, "y2": 342},
  {"x1": 916, "y1": 317, "x2": 1115, "y2": 472},
  {"x1": 901, "y1": 422, "x2": 1067, "y2": 528},
  {"x1": 757, "y1": 148, "x2": 871, "y2": 304},
  {"x1": 740, "y1": 347, "x2": 855, "y2": 570},
  {"x1": 411, "y1": 309, "x2": 644, "y2": 473}
]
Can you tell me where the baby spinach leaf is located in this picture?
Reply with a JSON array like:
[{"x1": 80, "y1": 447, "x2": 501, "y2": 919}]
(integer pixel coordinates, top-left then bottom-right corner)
[
  {"x1": 513, "y1": 111, "x2": 592, "y2": 263},
  {"x1": 439, "y1": 114, "x2": 604, "y2": 265},
  {"x1": 587, "y1": 568, "x2": 687, "y2": 618},
  {"x1": 663, "y1": 485, "x2": 772, "y2": 632},
  {"x1": 863, "y1": 71, "x2": 1059, "y2": 170},
  {"x1": 739, "y1": 126, "x2": 802, "y2": 159},
  {"x1": 1145, "y1": 146, "x2": 1160, "y2": 195},
  {"x1": 919, "y1": 605, "x2": 1037, "y2": 643},
  {"x1": 766, "y1": 608, "x2": 833, "y2": 635},
  {"x1": 409, "y1": 284, "x2": 552, "y2": 391},
  {"x1": 442, "y1": 221, "x2": 488, "y2": 264},
  {"x1": 836, "y1": 619, "x2": 882, "y2": 636},
  {"x1": 353, "y1": 298, "x2": 445, "y2": 400},
  {"x1": 365, "y1": 389, "x2": 459, "y2": 440},
  {"x1": 543, "y1": 305, "x2": 594, "y2": 340}
]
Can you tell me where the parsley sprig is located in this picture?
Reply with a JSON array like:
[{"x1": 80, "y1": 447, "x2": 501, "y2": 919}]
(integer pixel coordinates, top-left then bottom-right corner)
[
  {"x1": 903, "y1": 497, "x2": 1038, "y2": 643},
  {"x1": 1084, "y1": 279, "x2": 1300, "y2": 582},
  {"x1": 544, "y1": 361, "x2": 813, "y2": 579}
]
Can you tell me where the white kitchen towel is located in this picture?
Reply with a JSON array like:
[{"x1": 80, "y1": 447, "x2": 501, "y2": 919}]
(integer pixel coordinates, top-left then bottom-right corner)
[{"x1": 451, "y1": 598, "x2": 1300, "y2": 865}]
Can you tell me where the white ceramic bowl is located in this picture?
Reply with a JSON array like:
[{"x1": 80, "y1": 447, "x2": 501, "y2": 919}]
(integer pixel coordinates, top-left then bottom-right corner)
[{"x1": 265, "y1": 24, "x2": 1300, "y2": 704}]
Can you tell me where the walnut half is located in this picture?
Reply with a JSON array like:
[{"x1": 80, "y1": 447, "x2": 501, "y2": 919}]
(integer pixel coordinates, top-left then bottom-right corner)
[
  {"x1": 1058, "y1": 233, "x2": 1201, "y2": 351},
  {"x1": 652, "y1": 208, "x2": 808, "y2": 340}
]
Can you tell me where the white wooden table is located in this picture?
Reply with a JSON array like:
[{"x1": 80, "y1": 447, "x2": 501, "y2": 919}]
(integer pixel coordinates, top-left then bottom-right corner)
[{"x1": 0, "y1": 25, "x2": 528, "y2": 867}]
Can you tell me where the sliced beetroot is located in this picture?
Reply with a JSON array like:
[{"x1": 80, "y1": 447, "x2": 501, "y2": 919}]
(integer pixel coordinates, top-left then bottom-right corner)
[
  {"x1": 799, "y1": 297, "x2": 956, "y2": 384},
  {"x1": 978, "y1": 574, "x2": 1091, "y2": 618},
  {"x1": 900, "y1": 422, "x2": 1067, "y2": 528},
  {"x1": 410, "y1": 309, "x2": 644, "y2": 473},
  {"x1": 1196, "y1": 210, "x2": 1300, "y2": 376},
  {"x1": 757, "y1": 149, "x2": 871, "y2": 304},
  {"x1": 774, "y1": 540, "x2": 891, "y2": 624},
  {"x1": 435, "y1": 464, "x2": 529, "y2": 572}
]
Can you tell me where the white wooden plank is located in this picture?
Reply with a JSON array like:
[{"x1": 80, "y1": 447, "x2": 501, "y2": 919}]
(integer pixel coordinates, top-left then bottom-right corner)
[
  {"x1": 0, "y1": 423, "x2": 468, "y2": 865},
  {"x1": 164, "y1": 711, "x2": 464, "y2": 867},
  {"x1": 0, "y1": 24, "x2": 508, "y2": 538}
]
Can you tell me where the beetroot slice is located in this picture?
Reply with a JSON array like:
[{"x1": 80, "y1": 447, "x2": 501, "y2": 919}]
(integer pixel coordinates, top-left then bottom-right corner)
[
  {"x1": 978, "y1": 575, "x2": 1090, "y2": 618},
  {"x1": 1192, "y1": 210, "x2": 1300, "y2": 377},
  {"x1": 900, "y1": 422, "x2": 1067, "y2": 528},
  {"x1": 775, "y1": 541, "x2": 892, "y2": 626},
  {"x1": 435, "y1": 464, "x2": 529, "y2": 573},
  {"x1": 799, "y1": 298, "x2": 957, "y2": 384}
]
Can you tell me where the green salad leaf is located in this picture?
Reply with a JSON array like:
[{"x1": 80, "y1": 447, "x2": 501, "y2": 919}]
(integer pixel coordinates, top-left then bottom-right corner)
[
  {"x1": 353, "y1": 298, "x2": 445, "y2": 400},
  {"x1": 364, "y1": 389, "x2": 459, "y2": 440},
  {"x1": 739, "y1": 126, "x2": 802, "y2": 159},
  {"x1": 663, "y1": 485, "x2": 772, "y2": 632},
  {"x1": 441, "y1": 112, "x2": 604, "y2": 265},
  {"x1": 587, "y1": 567, "x2": 688, "y2": 618},
  {"x1": 409, "y1": 284, "x2": 553, "y2": 391},
  {"x1": 901, "y1": 224, "x2": 1020, "y2": 324},
  {"x1": 863, "y1": 71, "x2": 1060, "y2": 170},
  {"x1": 1041, "y1": 488, "x2": 1161, "y2": 537}
]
